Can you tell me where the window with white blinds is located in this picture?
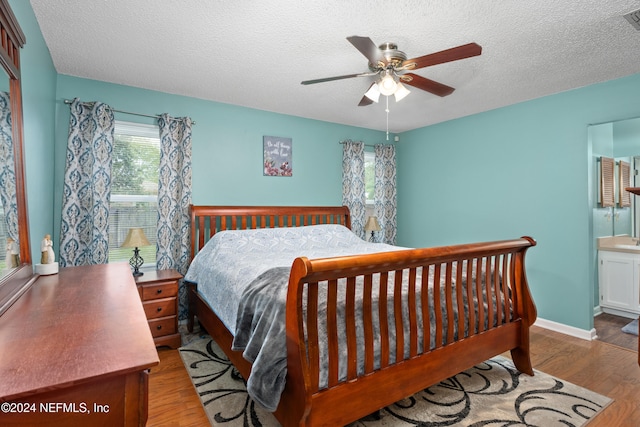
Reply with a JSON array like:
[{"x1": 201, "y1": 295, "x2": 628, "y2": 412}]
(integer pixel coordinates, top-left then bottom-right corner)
[
  {"x1": 365, "y1": 151, "x2": 374, "y2": 204},
  {"x1": 109, "y1": 121, "x2": 160, "y2": 265}
]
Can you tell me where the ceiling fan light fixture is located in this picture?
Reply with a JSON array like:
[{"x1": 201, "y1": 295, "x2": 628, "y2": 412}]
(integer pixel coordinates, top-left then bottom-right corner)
[
  {"x1": 364, "y1": 83, "x2": 380, "y2": 102},
  {"x1": 394, "y1": 82, "x2": 410, "y2": 102},
  {"x1": 378, "y1": 73, "x2": 398, "y2": 96}
]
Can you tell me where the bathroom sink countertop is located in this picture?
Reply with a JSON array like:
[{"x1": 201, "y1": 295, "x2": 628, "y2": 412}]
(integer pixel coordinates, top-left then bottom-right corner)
[{"x1": 598, "y1": 236, "x2": 640, "y2": 253}]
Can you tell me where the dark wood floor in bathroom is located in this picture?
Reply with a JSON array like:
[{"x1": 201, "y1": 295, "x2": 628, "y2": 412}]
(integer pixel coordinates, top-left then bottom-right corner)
[{"x1": 595, "y1": 312, "x2": 638, "y2": 351}]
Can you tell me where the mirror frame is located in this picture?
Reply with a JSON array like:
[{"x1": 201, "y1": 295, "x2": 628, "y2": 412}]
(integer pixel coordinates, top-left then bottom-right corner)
[{"x1": 0, "y1": 0, "x2": 32, "y2": 316}]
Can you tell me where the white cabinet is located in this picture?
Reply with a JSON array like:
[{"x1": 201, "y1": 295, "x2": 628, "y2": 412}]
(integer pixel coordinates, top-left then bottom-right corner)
[{"x1": 598, "y1": 250, "x2": 640, "y2": 316}]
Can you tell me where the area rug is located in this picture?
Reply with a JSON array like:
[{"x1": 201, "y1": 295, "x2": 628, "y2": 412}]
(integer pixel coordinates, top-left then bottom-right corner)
[
  {"x1": 621, "y1": 318, "x2": 639, "y2": 336},
  {"x1": 179, "y1": 337, "x2": 612, "y2": 427}
]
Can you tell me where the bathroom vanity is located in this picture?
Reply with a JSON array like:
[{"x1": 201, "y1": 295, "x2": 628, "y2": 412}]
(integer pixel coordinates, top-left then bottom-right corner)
[{"x1": 598, "y1": 236, "x2": 640, "y2": 317}]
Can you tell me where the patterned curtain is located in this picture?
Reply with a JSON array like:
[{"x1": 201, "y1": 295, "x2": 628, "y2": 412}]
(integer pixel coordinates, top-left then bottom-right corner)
[
  {"x1": 0, "y1": 91, "x2": 18, "y2": 242},
  {"x1": 156, "y1": 114, "x2": 193, "y2": 319},
  {"x1": 374, "y1": 144, "x2": 397, "y2": 244},
  {"x1": 342, "y1": 140, "x2": 366, "y2": 239},
  {"x1": 60, "y1": 99, "x2": 115, "y2": 266}
]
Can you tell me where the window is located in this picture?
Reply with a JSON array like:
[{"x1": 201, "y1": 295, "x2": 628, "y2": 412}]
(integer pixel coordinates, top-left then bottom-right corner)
[
  {"x1": 365, "y1": 151, "x2": 375, "y2": 204},
  {"x1": 109, "y1": 121, "x2": 160, "y2": 266},
  {"x1": 365, "y1": 151, "x2": 375, "y2": 218}
]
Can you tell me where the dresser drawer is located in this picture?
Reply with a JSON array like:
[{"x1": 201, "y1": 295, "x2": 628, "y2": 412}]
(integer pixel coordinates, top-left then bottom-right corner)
[
  {"x1": 143, "y1": 297, "x2": 177, "y2": 319},
  {"x1": 148, "y1": 316, "x2": 177, "y2": 338},
  {"x1": 141, "y1": 280, "x2": 178, "y2": 301}
]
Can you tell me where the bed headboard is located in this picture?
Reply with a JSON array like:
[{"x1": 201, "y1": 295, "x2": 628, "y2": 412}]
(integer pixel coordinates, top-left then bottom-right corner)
[{"x1": 189, "y1": 205, "x2": 351, "y2": 260}]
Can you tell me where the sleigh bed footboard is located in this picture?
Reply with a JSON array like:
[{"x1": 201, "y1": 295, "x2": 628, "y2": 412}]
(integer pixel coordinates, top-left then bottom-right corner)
[{"x1": 282, "y1": 237, "x2": 536, "y2": 427}]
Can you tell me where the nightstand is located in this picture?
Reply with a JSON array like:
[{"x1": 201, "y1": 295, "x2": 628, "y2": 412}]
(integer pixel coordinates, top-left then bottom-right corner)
[{"x1": 135, "y1": 269, "x2": 182, "y2": 349}]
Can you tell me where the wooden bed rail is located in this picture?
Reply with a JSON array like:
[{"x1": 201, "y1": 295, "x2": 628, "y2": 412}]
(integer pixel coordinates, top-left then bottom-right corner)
[
  {"x1": 281, "y1": 236, "x2": 537, "y2": 426},
  {"x1": 189, "y1": 205, "x2": 351, "y2": 259}
]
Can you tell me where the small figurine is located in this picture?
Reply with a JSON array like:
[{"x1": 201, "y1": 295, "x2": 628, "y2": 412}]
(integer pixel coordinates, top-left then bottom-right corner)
[
  {"x1": 36, "y1": 233, "x2": 58, "y2": 276},
  {"x1": 5, "y1": 237, "x2": 19, "y2": 268},
  {"x1": 41, "y1": 234, "x2": 55, "y2": 264}
]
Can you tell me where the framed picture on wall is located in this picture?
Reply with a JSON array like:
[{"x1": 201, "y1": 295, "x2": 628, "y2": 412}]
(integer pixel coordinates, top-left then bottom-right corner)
[{"x1": 263, "y1": 136, "x2": 292, "y2": 176}]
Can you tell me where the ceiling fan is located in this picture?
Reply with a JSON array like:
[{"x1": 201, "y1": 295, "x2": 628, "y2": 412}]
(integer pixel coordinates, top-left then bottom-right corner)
[{"x1": 301, "y1": 36, "x2": 482, "y2": 106}]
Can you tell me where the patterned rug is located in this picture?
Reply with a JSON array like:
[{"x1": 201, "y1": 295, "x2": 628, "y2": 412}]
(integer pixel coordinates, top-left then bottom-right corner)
[{"x1": 179, "y1": 337, "x2": 612, "y2": 427}]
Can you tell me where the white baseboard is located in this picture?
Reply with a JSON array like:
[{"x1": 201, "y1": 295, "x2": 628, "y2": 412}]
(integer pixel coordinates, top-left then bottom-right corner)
[
  {"x1": 534, "y1": 317, "x2": 597, "y2": 341},
  {"x1": 599, "y1": 307, "x2": 638, "y2": 320},
  {"x1": 593, "y1": 305, "x2": 603, "y2": 317}
]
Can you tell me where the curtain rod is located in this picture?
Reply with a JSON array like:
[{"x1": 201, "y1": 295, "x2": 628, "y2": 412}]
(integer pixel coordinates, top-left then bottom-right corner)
[
  {"x1": 338, "y1": 141, "x2": 392, "y2": 148},
  {"x1": 63, "y1": 99, "x2": 196, "y2": 125}
]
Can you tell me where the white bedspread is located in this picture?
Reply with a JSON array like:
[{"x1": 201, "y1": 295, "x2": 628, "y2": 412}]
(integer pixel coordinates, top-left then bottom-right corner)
[{"x1": 184, "y1": 224, "x2": 400, "y2": 334}]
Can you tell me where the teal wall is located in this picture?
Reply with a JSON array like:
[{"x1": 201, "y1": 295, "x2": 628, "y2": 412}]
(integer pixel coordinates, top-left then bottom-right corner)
[
  {"x1": 397, "y1": 73, "x2": 640, "y2": 331},
  {"x1": 9, "y1": 0, "x2": 57, "y2": 262},
  {"x1": 53, "y1": 75, "x2": 388, "y2": 245},
  {"x1": 11, "y1": 0, "x2": 640, "y2": 333}
]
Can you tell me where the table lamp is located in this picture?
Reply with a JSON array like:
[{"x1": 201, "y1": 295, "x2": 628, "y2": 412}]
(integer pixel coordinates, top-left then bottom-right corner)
[
  {"x1": 121, "y1": 228, "x2": 151, "y2": 276},
  {"x1": 364, "y1": 216, "x2": 381, "y2": 242}
]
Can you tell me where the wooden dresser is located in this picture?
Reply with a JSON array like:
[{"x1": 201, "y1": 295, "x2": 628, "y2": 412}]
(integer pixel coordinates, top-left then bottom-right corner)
[
  {"x1": 0, "y1": 263, "x2": 159, "y2": 426},
  {"x1": 135, "y1": 269, "x2": 182, "y2": 349}
]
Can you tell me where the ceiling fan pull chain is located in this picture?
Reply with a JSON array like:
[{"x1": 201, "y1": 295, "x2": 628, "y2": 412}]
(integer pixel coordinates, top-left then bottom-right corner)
[{"x1": 385, "y1": 96, "x2": 390, "y2": 140}]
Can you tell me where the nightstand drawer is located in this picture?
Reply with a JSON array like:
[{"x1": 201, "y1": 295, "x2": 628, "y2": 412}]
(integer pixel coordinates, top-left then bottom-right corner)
[
  {"x1": 148, "y1": 316, "x2": 177, "y2": 338},
  {"x1": 141, "y1": 280, "x2": 178, "y2": 301},
  {"x1": 143, "y1": 297, "x2": 177, "y2": 319},
  {"x1": 135, "y1": 269, "x2": 182, "y2": 349}
]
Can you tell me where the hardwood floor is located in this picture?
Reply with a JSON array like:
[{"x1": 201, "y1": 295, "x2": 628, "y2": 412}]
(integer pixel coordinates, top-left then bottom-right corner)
[
  {"x1": 147, "y1": 347, "x2": 209, "y2": 426},
  {"x1": 594, "y1": 312, "x2": 638, "y2": 351},
  {"x1": 148, "y1": 326, "x2": 640, "y2": 426}
]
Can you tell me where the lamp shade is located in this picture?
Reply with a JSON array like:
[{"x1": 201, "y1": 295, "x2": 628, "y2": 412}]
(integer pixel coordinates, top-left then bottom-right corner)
[
  {"x1": 394, "y1": 82, "x2": 411, "y2": 102},
  {"x1": 364, "y1": 216, "x2": 381, "y2": 232},
  {"x1": 364, "y1": 83, "x2": 381, "y2": 103},
  {"x1": 120, "y1": 228, "x2": 151, "y2": 248}
]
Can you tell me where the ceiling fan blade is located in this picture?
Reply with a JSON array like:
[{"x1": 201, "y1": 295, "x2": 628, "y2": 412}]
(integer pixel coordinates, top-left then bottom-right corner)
[
  {"x1": 301, "y1": 72, "x2": 374, "y2": 85},
  {"x1": 347, "y1": 36, "x2": 386, "y2": 66},
  {"x1": 402, "y1": 42, "x2": 482, "y2": 70},
  {"x1": 400, "y1": 73, "x2": 455, "y2": 97},
  {"x1": 358, "y1": 96, "x2": 374, "y2": 107}
]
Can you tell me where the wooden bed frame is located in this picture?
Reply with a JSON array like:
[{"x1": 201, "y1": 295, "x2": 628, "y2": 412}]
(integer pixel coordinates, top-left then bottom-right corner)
[{"x1": 186, "y1": 205, "x2": 537, "y2": 426}]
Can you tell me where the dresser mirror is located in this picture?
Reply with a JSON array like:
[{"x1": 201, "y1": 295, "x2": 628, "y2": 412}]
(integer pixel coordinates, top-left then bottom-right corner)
[{"x1": 0, "y1": 0, "x2": 32, "y2": 316}]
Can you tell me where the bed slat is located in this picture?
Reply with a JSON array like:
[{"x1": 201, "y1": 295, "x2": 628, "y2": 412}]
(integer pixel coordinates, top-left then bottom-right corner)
[
  {"x1": 485, "y1": 259, "x2": 494, "y2": 330},
  {"x1": 445, "y1": 263, "x2": 454, "y2": 344},
  {"x1": 393, "y1": 269, "x2": 404, "y2": 363},
  {"x1": 326, "y1": 279, "x2": 339, "y2": 388},
  {"x1": 345, "y1": 277, "x2": 357, "y2": 380},
  {"x1": 494, "y1": 255, "x2": 503, "y2": 325},
  {"x1": 407, "y1": 267, "x2": 418, "y2": 357},
  {"x1": 433, "y1": 264, "x2": 443, "y2": 348},
  {"x1": 455, "y1": 261, "x2": 465, "y2": 341},
  {"x1": 307, "y1": 283, "x2": 320, "y2": 393},
  {"x1": 363, "y1": 275, "x2": 374, "y2": 374},
  {"x1": 421, "y1": 265, "x2": 431, "y2": 354},
  {"x1": 378, "y1": 271, "x2": 389, "y2": 368},
  {"x1": 476, "y1": 258, "x2": 485, "y2": 333},
  {"x1": 466, "y1": 259, "x2": 475, "y2": 336}
]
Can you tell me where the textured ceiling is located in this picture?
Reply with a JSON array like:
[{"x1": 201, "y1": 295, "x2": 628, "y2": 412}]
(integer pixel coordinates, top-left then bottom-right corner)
[{"x1": 30, "y1": 0, "x2": 640, "y2": 133}]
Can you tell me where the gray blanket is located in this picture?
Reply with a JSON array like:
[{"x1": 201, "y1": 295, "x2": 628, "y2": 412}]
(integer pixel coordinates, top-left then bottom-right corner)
[
  {"x1": 231, "y1": 262, "x2": 505, "y2": 411},
  {"x1": 232, "y1": 267, "x2": 290, "y2": 411}
]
